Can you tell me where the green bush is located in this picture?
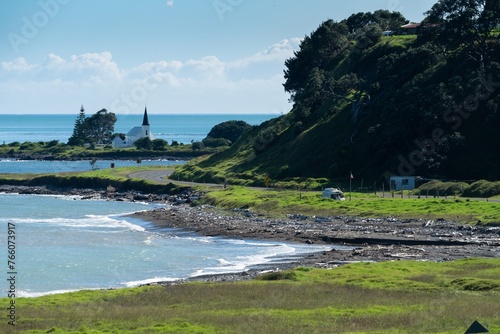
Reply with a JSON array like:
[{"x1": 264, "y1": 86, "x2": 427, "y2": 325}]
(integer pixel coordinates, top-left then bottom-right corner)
[
  {"x1": 191, "y1": 141, "x2": 205, "y2": 151},
  {"x1": 449, "y1": 278, "x2": 500, "y2": 291},
  {"x1": 202, "y1": 137, "x2": 231, "y2": 148},
  {"x1": 19, "y1": 142, "x2": 36, "y2": 150},
  {"x1": 463, "y1": 180, "x2": 500, "y2": 198},
  {"x1": 134, "y1": 137, "x2": 153, "y2": 150},
  {"x1": 152, "y1": 139, "x2": 168, "y2": 151},
  {"x1": 46, "y1": 140, "x2": 60, "y2": 148},
  {"x1": 415, "y1": 180, "x2": 500, "y2": 198},
  {"x1": 415, "y1": 180, "x2": 469, "y2": 196}
]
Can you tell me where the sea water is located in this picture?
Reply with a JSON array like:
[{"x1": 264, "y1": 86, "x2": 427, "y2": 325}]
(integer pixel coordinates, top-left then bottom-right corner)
[
  {"x1": 0, "y1": 113, "x2": 334, "y2": 297},
  {"x1": 1, "y1": 194, "x2": 334, "y2": 297},
  {"x1": 0, "y1": 113, "x2": 278, "y2": 173},
  {"x1": 0, "y1": 114, "x2": 278, "y2": 145}
]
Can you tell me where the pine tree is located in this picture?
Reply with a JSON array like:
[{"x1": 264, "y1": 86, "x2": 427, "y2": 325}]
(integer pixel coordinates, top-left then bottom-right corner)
[{"x1": 68, "y1": 105, "x2": 87, "y2": 145}]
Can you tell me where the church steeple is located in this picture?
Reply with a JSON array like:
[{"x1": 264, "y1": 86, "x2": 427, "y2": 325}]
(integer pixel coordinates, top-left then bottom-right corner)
[{"x1": 142, "y1": 106, "x2": 150, "y2": 126}]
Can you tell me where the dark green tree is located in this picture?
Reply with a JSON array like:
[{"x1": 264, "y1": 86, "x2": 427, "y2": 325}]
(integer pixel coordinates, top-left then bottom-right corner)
[
  {"x1": 68, "y1": 105, "x2": 87, "y2": 146},
  {"x1": 344, "y1": 10, "x2": 407, "y2": 33},
  {"x1": 68, "y1": 107, "x2": 117, "y2": 145},
  {"x1": 283, "y1": 20, "x2": 350, "y2": 102},
  {"x1": 134, "y1": 137, "x2": 153, "y2": 150},
  {"x1": 204, "y1": 120, "x2": 252, "y2": 145},
  {"x1": 372, "y1": 10, "x2": 408, "y2": 31},
  {"x1": 191, "y1": 141, "x2": 205, "y2": 151},
  {"x1": 152, "y1": 139, "x2": 168, "y2": 151},
  {"x1": 84, "y1": 109, "x2": 117, "y2": 145},
  {"x1": 424, "y1": 0, "x2": 500, "y2": 65}
]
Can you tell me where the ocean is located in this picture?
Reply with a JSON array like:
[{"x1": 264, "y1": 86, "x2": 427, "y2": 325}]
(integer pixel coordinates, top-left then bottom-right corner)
[
  {"x1": 0, "y1": 113, "x2": 278, "y2": 145},
  {"x1": 0, "y1": 113, "x2": 338, "y2": 297},
  {"x1": 1, "y1": 194, "x2": 333, "y2": 297}
]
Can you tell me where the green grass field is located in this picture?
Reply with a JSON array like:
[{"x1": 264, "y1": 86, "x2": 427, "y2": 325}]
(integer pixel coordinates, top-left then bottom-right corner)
[
  {"x1": 3, "y1": 167, "x2": 498, "y2": 225},
  {"x1": 2, "y1": 259, "x2": 499, "y2": 333},
  {"x1": 204, "y1": 186, "x2": 500, "y2": 225},
  {"x1": 1, "y1": 169, "x2": 500, "y2": 332}
]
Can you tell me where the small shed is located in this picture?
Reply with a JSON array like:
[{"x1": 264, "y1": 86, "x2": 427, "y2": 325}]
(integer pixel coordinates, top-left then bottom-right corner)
[
  {"x1": 322, "y1": 188, "x2": 345, "y2": 201},
  {"x1": 389, "y1": 176, "x2": 416, "y2": 191}
]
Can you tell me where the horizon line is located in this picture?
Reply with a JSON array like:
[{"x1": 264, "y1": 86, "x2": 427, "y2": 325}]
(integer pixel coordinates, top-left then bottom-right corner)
[{"x1": 0, "y1": 112, "x2": 285, "y2": 116}]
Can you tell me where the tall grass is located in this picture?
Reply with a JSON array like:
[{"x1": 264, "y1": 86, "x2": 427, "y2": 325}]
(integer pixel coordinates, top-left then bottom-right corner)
[{"x1": 2, "y1": 259, "x2": 500, "y2": 333}]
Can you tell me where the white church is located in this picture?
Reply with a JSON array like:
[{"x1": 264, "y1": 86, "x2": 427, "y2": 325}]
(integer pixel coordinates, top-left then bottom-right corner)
[{"x1": 112, "y1": 107, "x2": 154, "y2": 148}]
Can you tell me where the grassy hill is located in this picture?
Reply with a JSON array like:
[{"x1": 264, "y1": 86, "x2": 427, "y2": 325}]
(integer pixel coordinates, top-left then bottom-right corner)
[{"x1": 174, "y1": 7, "x2": 500, "y2": 188}]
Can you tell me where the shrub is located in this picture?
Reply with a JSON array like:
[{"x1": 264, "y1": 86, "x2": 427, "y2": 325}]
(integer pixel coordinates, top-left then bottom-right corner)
[
  {"x1": 46, "y1": 140, "x2": 60, "y2": 148},
  {"x1": 134, "y1": 137, "x2": 153, "y2": 150},
  {"x1": 19, "y1": 142, "x2": 35, "y2": 150},
  {"x1": 253, "y1": 127, "x2": 277, "y2": 153},
  {"x1": 463, "y1": 180, "x2": 500, "y2": 198},
  {"x1": 152, "y1": 139, "x2": 168, "y2": 151},
  {"x1": 191, "y1": 141, "x2": 205, "y2": 151},
  {"x1": 202, "y1": 137, "x2": 231, "y2": 148},
  {"x1": 415, "y1": 180, "x2": 469, "y2": 196}
]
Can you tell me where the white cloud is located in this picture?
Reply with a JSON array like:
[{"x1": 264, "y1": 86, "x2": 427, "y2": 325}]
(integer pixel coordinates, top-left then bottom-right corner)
[
  {"x1": 0, "y1": 40, "x2": 297, "y2": 114},
  {"x1": 166, "y1": 0, "x2": 174, "y2": 7},
  {"x1": 1, "y1": 57, "x2": 37, "y2": 72},
  {"x1": 228, "y1": 38, "x2": 302, "y2": 69}
]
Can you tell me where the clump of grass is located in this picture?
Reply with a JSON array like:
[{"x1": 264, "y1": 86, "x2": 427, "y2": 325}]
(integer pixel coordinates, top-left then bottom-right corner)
[
  {"x1": 257, "y1": 270, "x2": 298, "y2": 281},
  {"x1": 448, "y1": 278, "x2": 500, "y2": 291}
]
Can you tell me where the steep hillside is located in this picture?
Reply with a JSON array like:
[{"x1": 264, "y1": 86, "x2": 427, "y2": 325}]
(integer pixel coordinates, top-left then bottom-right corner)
[{"x1": 174, "y1": 4, "x2": 500, "y2": 187}]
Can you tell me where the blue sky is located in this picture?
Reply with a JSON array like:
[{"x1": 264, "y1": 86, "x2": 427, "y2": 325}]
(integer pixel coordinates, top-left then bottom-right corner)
[{"x1": 0, "y1": 0, "x2": 438, "y2": 115}]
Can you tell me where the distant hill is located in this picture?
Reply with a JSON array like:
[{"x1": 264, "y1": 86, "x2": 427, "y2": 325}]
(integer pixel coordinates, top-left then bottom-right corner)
[{"x1": 174, "y1": 3, "x2": 500, "y2": 187}]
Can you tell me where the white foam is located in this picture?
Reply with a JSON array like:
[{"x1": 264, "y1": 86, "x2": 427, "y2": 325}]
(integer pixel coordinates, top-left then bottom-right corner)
[
  {"x1": 121, "y1": 277, "x2": 179, "y2": 287},
  {"x1": 217, "y1": 258, "x2": 234, "y2": 266},
  {"x1": 143, "y1": 235, "x2": 154, "y2": 245},
  {"x1": 192, "y1": 251, "x2": 282, "y2": 277},
  {"x1": 181, "y1": 236, "x2": 216, "y2": 244},
  {"x1": 19, "y1": 289, "x2": 84, "y2": 298},
  {"x1": 8, "y1": 215, "x2": 146, "y2": 232},
  {"x1": 226, "y1": 239, "x2": 288, "y2": 248}
]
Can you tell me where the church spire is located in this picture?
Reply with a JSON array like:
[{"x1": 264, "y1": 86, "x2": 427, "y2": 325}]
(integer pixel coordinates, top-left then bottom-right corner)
[{"x1": 142, "y1": 106, "x2": 150, "y2": 126}]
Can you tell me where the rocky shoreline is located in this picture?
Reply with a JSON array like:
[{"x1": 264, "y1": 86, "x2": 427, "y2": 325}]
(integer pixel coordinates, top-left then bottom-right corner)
[
  {"x1": 131, "y1": 202, "x2": 500, "y2": 284},
  {"x1": 3, "y1": 184, "x2": 500, "y2": 284}
]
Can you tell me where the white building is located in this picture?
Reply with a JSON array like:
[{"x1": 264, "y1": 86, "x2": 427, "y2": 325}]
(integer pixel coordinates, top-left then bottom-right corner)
[
  {"x1": 389, "y1": 176, "x2": 416, "y2": 191},
  {"x1": 112, "y1": 107, "x2": 154, "y2": 148}
]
